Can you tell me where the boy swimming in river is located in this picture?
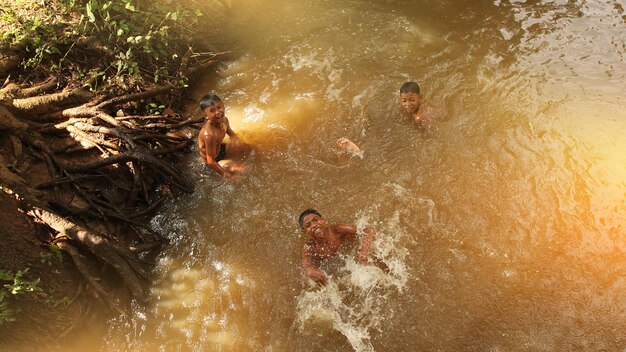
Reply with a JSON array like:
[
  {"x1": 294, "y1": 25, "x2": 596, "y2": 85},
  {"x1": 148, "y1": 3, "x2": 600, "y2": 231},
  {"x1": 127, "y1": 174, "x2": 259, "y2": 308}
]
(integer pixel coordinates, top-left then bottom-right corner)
[
  {"x1": 197, "y1": 94, "x2": 251, "y2": 181},
  {"x1": 299, "y1": 209, "x2": 375, "y2": 286},
  {"x1": 399, "y1": 81, "x2": 439, "y2": 131}
]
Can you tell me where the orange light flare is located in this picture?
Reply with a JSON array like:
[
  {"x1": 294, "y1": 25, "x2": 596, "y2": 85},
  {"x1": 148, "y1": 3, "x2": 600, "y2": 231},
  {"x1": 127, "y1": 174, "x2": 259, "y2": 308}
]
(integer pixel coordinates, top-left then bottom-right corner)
[{"x1": 552, "y1": 101, "x2": 626, "y2": 235}]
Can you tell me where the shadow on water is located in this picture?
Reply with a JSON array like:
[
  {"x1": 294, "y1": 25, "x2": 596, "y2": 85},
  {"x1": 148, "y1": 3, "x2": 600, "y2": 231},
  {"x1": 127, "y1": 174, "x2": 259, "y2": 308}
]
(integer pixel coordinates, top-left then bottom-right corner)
[{"x1": 101, "y1": 1, "x2": 625, "y2": 351}]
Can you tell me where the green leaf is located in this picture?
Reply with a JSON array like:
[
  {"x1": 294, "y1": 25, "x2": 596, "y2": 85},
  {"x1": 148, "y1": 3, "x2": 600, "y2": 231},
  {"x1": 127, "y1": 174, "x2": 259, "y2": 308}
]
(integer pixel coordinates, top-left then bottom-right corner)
[
  {"x1": 0, "y1": 271, "x2": 12, "y2": 282},
  {"x1": 86, "y1": 3, "x2": 95, "y2": 23}
]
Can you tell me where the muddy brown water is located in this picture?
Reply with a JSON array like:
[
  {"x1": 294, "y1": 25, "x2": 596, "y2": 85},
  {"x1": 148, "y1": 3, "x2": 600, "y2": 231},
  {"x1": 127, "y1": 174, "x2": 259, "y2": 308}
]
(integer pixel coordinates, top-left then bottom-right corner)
[{"x1": 54, "y1": 1, "x2": 626, "y2": 351}]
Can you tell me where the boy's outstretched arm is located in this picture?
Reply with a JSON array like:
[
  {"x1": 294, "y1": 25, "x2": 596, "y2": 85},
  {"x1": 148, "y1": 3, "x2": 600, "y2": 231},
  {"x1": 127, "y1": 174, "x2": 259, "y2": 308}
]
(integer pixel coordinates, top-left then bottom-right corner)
[
  {"x1": 302, "y1": 244, "x2": 327, "y2": 286},
  {"x1": 225, "y1": 118, "x2": 240, "y2": 143},
  {"x1": 358, "y1": 226, "x2": 375, "y2": 264},
  {"x1": 336, "y1": 224, "x2": 375, "y2": 264}
]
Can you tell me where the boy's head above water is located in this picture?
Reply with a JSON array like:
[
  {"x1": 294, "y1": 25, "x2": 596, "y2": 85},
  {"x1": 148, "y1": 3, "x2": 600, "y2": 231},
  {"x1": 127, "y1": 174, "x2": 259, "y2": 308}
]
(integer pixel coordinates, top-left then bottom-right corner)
[
  {"x1": 199, "y1": 94, "x2": 225, "y2": 122},
  {"x1": 400, "y1": 81, "x2": 420, "y2": 95},
  {"x1": 199, "y1": 94, "x2": 221, "y2": 111},
  {"x1": 399, "y1": 81, "x2": 421, "y2": 116},
  {"x1": 299, "y1": 209, "x2": 322, "y2": 229}
]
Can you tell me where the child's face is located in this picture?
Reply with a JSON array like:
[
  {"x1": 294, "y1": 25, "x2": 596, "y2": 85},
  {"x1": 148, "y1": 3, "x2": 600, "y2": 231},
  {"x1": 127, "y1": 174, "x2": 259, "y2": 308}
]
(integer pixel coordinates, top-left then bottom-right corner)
[
  {"x1": 202, "y1": 101, "x2": 225, "y2": 123},
  {"x1": 399, "y1": 92, "x2": 421, "y2": 115},
  {"x1": 302, "y1": 213, "x2": 327, "y2": 238}
]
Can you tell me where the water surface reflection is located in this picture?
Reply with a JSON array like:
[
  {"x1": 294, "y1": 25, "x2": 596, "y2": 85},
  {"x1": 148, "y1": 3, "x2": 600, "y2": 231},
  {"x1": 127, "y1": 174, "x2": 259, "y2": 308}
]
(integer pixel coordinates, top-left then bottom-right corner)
[{"x1": 104, "y1": 0, "x2": 625, "y2": 351}]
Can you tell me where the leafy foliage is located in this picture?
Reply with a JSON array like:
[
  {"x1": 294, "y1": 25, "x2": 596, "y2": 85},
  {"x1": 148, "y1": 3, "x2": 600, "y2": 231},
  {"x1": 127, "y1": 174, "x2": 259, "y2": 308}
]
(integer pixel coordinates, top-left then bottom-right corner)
[
  {"x1": 77, "y1": 0, "x2": 204, "y2": 89},
  {"x1": 39, "y1": 244, "x2": 63, "y2": 266},
  {"x1": 0, "y1": 1, "x2": 72, "y2": 67},
  {"x1": 1, "y1": 0, "x2": 227, "y2": 93},
  {"x1": 0, "y1": 269, "x2": 41, "y2": 325}
]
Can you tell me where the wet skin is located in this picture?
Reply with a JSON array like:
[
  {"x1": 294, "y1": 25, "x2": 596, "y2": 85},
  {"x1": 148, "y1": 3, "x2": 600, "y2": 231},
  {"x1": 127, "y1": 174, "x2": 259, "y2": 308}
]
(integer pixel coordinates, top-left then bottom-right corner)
[
  {"x1": 400, "y1": 91, "x2": 421, "y2": 116},
  {"x1": 301, "y1": 213, "x2": 374, "y2": 286},
  {"x1": 198, "y1": 100, "x2": 249, "y2": 180}
]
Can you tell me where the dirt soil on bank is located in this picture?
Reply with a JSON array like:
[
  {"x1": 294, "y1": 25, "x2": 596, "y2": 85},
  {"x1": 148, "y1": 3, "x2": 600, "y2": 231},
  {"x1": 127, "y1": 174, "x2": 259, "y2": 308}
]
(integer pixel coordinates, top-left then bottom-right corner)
[
  {"x1": 0, "y1": 152, "x2": 107, "y2": 352},
  {"x1": 0, "y1": 192, "x2": 109, "y2": 352}
]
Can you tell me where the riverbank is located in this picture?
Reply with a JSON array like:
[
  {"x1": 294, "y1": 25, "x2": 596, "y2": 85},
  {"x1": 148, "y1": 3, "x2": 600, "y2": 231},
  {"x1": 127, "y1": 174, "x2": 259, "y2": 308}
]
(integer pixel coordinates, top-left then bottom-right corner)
[
  {"x1": 0, "y1": 1, "x2": 231, "y2": 349},
  {"x1": 0, "y1": 191, "x2": 95, "y2": 352}
]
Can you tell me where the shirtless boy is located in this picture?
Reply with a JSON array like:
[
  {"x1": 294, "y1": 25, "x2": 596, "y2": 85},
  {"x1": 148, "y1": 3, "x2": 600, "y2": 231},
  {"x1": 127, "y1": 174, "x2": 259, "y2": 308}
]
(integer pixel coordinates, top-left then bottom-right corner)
[
  {"x1": 299, "y1": 209, "x2": 375, "y2": 286},
  {"x1": 197, "y1": 94, "x2": 250, "y2": 180},
  {"x1": 399, "y1": 81, "x2": 437, "y2": 130}
]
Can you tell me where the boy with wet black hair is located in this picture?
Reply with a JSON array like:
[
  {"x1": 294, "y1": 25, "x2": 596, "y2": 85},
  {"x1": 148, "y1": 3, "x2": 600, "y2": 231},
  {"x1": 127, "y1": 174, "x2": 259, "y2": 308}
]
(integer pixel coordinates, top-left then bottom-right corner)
[
  {"x1": 399, "y1": 81, "x2": 437, "y2": 130},
  {"x1": 299, "y1": 209, "x2": 375, "y2": 286},
  {"x1": 198, "y1": 94, "x2": 250, "y2": 180}
]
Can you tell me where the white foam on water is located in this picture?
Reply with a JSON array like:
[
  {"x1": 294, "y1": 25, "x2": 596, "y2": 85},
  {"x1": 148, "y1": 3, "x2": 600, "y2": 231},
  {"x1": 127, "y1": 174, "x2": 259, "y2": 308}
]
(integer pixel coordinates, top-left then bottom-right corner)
[
  {"x1": 418, "y1": 197, "x2": 437, "y2": 228},
  {"x1": 282, "y1": 46, "x2": 344, "y2": 103},
  {"x1": 242, "y1": 103, "x2": 266, "y2": 123},
  {"x1": 295, "y1": 212, "x2": 409, "y2": 352}
]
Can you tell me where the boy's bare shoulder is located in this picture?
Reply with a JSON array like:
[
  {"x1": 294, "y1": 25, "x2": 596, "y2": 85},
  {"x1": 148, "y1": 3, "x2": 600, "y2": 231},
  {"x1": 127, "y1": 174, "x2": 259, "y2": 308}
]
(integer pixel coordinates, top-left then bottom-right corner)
[
  {"x1": 199, "y1": 122, "x2": 220, "y2": 137},
  {"x1": 198, "y1": 124, "x2": 210, "y2": 140},
  {"x1": 422, "y1": 102, "x2": 445, "y2": 121},
  {"x1": 332, "y1": 224, "x2": 356, "y2": 234}
]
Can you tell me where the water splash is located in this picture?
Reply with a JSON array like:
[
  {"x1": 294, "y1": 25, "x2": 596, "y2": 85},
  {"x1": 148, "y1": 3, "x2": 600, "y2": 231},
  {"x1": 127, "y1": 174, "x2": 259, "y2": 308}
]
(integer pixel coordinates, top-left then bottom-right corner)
[{"x1": 295, "y1": 212, "x2": 409, "y2": 352}]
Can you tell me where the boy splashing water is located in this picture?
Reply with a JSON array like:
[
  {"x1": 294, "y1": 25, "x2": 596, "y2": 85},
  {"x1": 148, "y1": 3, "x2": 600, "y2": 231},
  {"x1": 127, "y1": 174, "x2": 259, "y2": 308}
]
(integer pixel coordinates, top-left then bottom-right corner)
[{"x1": 299, "y1": 209, "x2": 375, "y2": 287}]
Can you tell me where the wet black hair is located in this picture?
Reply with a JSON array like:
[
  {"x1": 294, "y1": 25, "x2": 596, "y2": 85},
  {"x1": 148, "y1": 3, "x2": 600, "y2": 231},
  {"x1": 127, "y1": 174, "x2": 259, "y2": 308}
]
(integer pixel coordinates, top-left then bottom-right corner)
[
  {"x1": 400, "y1": 81, "x2": 420, "y2": 95},
  {"x1": 299, "y1": 209, "x2": 321, "y2": 228},
  {"x1": 199, "y1": 94, "x2": 222, "y2": 111}
]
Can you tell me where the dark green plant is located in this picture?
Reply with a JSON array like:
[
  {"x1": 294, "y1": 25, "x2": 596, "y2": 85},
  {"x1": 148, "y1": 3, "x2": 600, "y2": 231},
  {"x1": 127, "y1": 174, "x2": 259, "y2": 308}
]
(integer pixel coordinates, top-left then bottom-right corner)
[
  {"x1": 0, "y1": 269, "x2": 42, "y2": 325},
  {"x1": 2, "y1": 0, "x2": 225, "y2": 95},
  {"x1": 39, "y1": 244, "x2": 63, "y2": 266},
  {"x1": 77, "y1": 0, "x2": 206, "y2": 88}
]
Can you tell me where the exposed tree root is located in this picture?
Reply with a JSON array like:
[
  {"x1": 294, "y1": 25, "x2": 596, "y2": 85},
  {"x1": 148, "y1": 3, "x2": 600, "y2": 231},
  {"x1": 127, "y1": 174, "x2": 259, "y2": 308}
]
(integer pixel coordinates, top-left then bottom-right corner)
[
  {"x1": 38, "y1": 209, "x2": 144, "y2": 297},
  {"x1": 12, "y1": 88, "x2": 94, "y2": 115},
  {"x1": 55, "y1": 241, "x2": 127, "y2": 317},
  {"x1": 0, "y1": 77, "x2": 199, "y2": 310}
]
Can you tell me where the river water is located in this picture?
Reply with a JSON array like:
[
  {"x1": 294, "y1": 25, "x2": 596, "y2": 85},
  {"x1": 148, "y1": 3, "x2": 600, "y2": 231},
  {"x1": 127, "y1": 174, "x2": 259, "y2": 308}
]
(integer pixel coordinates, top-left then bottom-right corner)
[{"x1": 100, "y1": 1, "x2": 625, "y2": 351}]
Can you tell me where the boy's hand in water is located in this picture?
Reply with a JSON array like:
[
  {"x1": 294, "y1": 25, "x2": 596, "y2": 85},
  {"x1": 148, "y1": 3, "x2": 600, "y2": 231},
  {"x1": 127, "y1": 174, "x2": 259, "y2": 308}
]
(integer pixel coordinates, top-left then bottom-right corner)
[
  {"x1": 336, "y1": 137, "x2": 361, "y2": 155},
  {"x1": 307, "y1": 268, "x2": 328, "y2": 286},
  {"x1": 373, "y1": 257, "x2": 391, "y2": 274}
]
